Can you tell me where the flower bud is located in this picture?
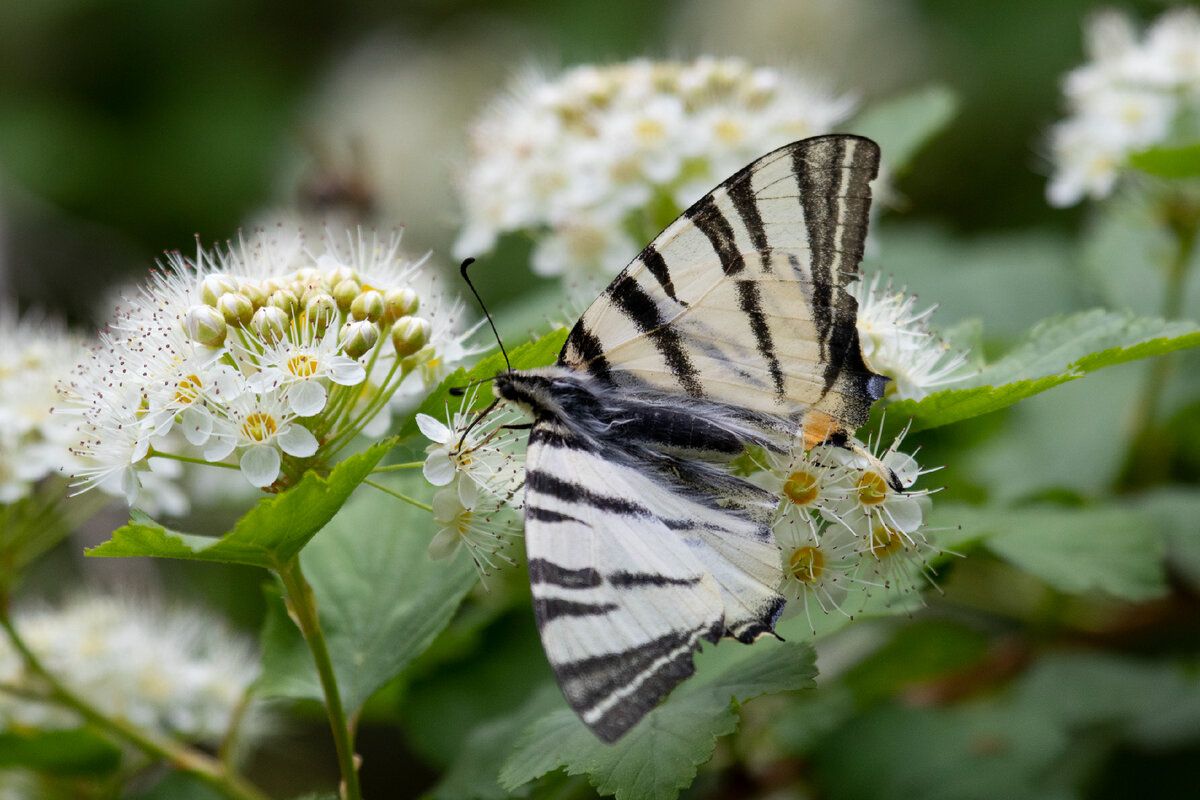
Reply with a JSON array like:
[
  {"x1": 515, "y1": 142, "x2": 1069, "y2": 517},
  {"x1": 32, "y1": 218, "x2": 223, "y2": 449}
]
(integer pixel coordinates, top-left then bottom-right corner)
[
  {"x1": 200, "y1": 274, "x2": 239, "y2": 306},
  {"x1": 384, "y1": 287, "x2": 420, "y2": 322},
  {"x1": 216, "y1": 292, "x2": 255, "y2": 326},
  {"x1": 390, "y1": 316, "x2": 430, "y2": 357},
  {"x1": 261, "y1": 277, "x2": 287, "y2": 296},
  {"x1": 350, "y1": 289, "x2": 385, "y2": 322},
  {"x1": 339, "y1": 319, "x2": 379, "y2": 359},
  {"x1": 329, "y1": 266, "x2": 358, "y2": 285},
  {"x1": 333, "y1": 279, "x2": 361, "y2": 312},
  {"x1": 252, "y1": 305, "x2": 289, "y2": 344},
  {"x1": 268, "y1": 288, "x2": 300, "y2": 318},
  {"x1": 239, "y1": 282, "x2": 268, "y2": 309},
  {"x1": 304, "y1": 293, "x2": 338, "y2": 336},
  {"x1": 183, "y1": 304, "x2": 228, "y2": 347}
]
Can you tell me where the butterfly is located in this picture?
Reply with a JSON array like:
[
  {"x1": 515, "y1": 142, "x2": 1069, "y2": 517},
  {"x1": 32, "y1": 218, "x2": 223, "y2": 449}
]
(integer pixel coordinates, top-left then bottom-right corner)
[{"x1": 490, "y1": 134, "x2": 887, "y2": 742}]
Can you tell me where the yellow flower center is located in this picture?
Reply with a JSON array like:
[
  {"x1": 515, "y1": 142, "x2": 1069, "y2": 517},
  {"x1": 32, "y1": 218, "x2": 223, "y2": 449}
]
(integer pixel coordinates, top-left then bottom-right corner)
[
  {"x1": 714, "y1": 118, "x2": 745, "y2": 144},
  {"x1": 868, "y1": 524, "x2": 905, "y2": 559},
  {"x1": 856, "y1": 470, "x2": 890, "y2": 505},
  {"x1": 787, "y1": 546, "x2": 825, "y2": 583},
  {"x1": 241, "y1": 412, "x2": 278, "y2": 443},
  {"x1": 174, "y1": 374, "x2": 203, "y2": 405},
  {"x1": 287, "y1": 353, "x2": 319, "y2": 378},
  {"x1": 634, "y1": 118, "x2": 666, "y2": 144},
  {"x1": 782, "y1": 470, "x2": 820, "y2": 506}
]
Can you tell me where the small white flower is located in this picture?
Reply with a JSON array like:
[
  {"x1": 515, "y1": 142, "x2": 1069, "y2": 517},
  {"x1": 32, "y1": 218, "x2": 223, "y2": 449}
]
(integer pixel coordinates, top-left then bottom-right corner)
[
  {"x1": 821, "y1": 426, "x2": 935, "y2": 541},
  {"x1": 205, "y1": 393, "x2": 319, "y2": 487},
  {"x1": 849, "y1": 273, "x2": 970, "y2": 401},
  {"x1": 417, "y1": 390, "x2": 527, "y2": 499},
  {"x1": 245, "y1": 326, "x2": 366, "y2": 417},
  {"x1": 429, "y1": 481, "x2": 522, "y2": 577}
]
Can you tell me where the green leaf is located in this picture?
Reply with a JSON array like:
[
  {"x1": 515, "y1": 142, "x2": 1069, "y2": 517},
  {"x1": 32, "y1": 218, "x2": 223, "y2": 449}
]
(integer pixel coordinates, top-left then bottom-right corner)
[
  {"x1": 891, "y1": 310, "x2": 1200, "y2": 431},
  {"x1": 1013, "y1": 652, "x2": 1200, "y2": 748},
  {"x1": 398, "y1": 328, "x2": 568, "y2": 442},
  {"x1": 256, "y1": 486, "x2": 478, "y2": 713},
  {"x1": 0, "y1": 728, "x2": 121, "y2": 776},
  {"x1": 812, "y1": 703, "x2": 1068, "y2": 800},
  {"x1": 87, "y1": 439, "x2": 394, "y2": 569},
  {"x1": 126, "y1": 772, "x2": 227, "y2": 800},
  {"x1": 500, "y1": 641, "x2": 816, "y2": 800},
  {"x1": 947, "y1": 503, "x2": 1167, "y2": 601},
  {"x1": 1129, "y1": 489, "x2": 1200, "y2": 591},
  {"x1": 849, "y1": 85, "x2": 958, "y2": 172},
  {"x1": 1129, "y1": 142, "x2": 1200, "y2": 177}
]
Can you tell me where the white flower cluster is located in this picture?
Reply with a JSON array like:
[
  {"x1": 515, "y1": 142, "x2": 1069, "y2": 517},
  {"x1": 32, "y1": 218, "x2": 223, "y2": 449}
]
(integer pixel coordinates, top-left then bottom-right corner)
[
  {"x1": 752, "y1": 426, "x2": 939, "y2": 627},
  {"x1": 417, "y1": 390, "x2": 526, "y2": 575},
  {"x1": 0, "y1": 595, "x2": 259, "y2": 743},
  {"x1": 454, "y1": 56, "x2": 855, "y2": 279},
  {"x1": 0, "y1": 310, "x2": 86, "y2": 504},
  {"x1": 1047, "y1": 7, "x2": 1200, "y2": 206},
  {"x1": 850, "y1": 273, "x2": 970, "y2": 402},
  {"x1": 60, "y1": 228, "x2": 478, "y2": 501}
]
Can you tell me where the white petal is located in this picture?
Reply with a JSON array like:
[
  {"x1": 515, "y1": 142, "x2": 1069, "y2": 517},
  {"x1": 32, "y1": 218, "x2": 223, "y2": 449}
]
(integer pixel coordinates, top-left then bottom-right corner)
[
  {"x1": 326, "y1": 356, "x2": 366, "y2": 386},
  {"x1": 884, "y1": 451, "x2": 921, "y2": 488},
  {"x1": 278, "y1": 424, "x2": 319, "y2": 457},
  {"x1": 883, "y1": 495, "x2": 924, "y2": 533},
  {"x1": 428, "y1": 526, "x2": 462, "y2": 560},
  {"x1": 240, "y1": 446, "x2": 282, "y2": 488},
  {"x1": 423, "y1": 452, "x2": 456, "y2": 486},
  {"x1": 204, "y1": 435, "x2": 237, "y2": 462},
  {"x1": 287, "y1": 381, "x2": 327, "y2": 417},
  {"x1": 456, "y1": 476, "x2": 479, "y2": 509},
  {"x1": 181, "y1": 406, "x2": 213, "y2": 446},
  {"x1": 432, "y1": 487, "x2": 463, "y2": 524},
  {"x1": 416, "y1": 413, "x2": 452, "y2": 444}
]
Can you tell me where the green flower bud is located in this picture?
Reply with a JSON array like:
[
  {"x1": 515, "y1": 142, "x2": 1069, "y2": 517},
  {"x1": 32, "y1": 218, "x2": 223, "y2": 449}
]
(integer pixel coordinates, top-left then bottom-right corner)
[
  {"x1": 239, "y1": 282, "x2": 268, "y2": 309},
  {"x1": 252, "y1": 306, "x2": 289, "y2": 344},
  {"x1": 183, "y1": 304, "x2": 228, "y2": 347},
  {"x1": 390, "y1": 316, "x2": 430, "y2": 357},
  {"x1": 333, "y1": 278, "x2": 361, "y2": 312},
  {"x1": 269, "y1": 289, "x2": 300, "y2": 318},
  {"x1": 216, "y1": 292, "x2": 254, "y2": 326},
  {"x1": 329, "y1": 266, "x2": 358, "y2": 285},
  {"x1": 350, "y1": 289, "x2": 385, "y2": 322},
  {"x1": 384, "y1": 287, "x2": 420, "y2": 322},
  {"x1": 339, "y1": 319, "x2": 379, "y2": 359},
  {"x1": 200, "y1": 274, "x2": 239, "y2": 306},
  {"x1": 304, "y1": 293, "x2": 338, "y2": 336}
]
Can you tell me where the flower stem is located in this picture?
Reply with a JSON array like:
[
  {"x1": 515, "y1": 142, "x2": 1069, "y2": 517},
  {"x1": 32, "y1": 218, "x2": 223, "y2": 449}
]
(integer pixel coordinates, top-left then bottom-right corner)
[
  {"x1": 276, "y1": 557, "x2": 363, "y2": 800},
  {"x1": 371, "y1": 461, "x2": 424, "y2": 472},
  {"x1": 0, "y1": 613, "x2": 270, "y2": 800},
  {"x1": 1119, "y1": 196, "x2": 1199, "y2": 491},
  {"x1": 364, "y1": 478, "x2": 434, "y2": 512}
]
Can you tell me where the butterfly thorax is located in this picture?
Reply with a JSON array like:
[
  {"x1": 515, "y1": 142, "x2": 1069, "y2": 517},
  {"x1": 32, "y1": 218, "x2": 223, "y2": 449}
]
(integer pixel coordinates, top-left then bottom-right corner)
[{"x1": 493, "y1": 366, "x2": 789, "y2": 461}]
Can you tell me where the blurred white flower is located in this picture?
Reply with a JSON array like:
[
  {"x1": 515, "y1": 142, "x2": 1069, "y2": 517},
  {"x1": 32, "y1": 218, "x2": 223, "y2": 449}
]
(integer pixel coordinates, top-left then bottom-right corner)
[
  {"x1": 849, "y1": 273, "x2": 970, "y2": 401},
  {"x1": 0, "y1": 595, "x2": 260, "y2": 745},
  {"x1": 60, "y1": 227, "x2": 477, "y2": 501},
  {"x1": 455, "y1": 57, "x2": 856, "y2": 281},
  {"x1": 1047, "y1": 6, "x2": 1200, "y2": 206}
]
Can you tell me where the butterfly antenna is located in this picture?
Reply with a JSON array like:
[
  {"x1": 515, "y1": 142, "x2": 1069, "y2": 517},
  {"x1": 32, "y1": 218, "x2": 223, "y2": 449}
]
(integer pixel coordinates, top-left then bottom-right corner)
[{"x1": 460, "y1": 257, "x2": 511, "y2": 372}]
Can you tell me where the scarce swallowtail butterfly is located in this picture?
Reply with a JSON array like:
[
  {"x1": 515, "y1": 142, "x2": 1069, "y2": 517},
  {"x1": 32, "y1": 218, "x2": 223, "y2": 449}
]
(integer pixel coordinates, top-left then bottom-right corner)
[{"x1": 490, "y1": 134, "x2": 888, "y2": 742}]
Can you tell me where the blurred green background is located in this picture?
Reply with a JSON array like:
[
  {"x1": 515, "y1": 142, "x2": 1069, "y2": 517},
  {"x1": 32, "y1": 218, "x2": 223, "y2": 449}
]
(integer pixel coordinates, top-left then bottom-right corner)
[
  {"x1": 1, "y1": 0, "x2": 1161, "y2": 323},
  {"x1": 5, "y1": 1, "x2": 1199, "y2": 799}
]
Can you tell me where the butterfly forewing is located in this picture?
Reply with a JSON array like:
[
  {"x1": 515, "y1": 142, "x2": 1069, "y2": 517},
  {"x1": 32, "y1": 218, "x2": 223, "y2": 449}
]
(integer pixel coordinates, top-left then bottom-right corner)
[{"x1": 560, "y1": 134, "x2": 884, "y2": 440}]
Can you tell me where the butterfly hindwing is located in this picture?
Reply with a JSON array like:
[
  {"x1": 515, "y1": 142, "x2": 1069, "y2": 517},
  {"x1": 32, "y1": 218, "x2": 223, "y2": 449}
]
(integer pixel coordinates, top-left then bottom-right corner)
[
  {"x1": 521, "y1": 385, "x2": 784, "y2": 742},
  {"x1": 560, "y1": 134, "x2": 884, "y2": 443}
]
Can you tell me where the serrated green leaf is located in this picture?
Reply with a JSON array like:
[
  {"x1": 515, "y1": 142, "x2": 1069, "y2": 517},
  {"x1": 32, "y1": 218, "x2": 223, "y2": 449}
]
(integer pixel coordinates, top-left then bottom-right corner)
[
  {"x1": 87, "y1": 439, "x2": 394, "y2": 569},
  {"x1": 397, "y1": 328, "x2": 568, "y2": 442},
  {"x1": 849, "y1": 85, "x2": 958, "y2": 171},
  {"x1": 947, "y1": 504, "x2": 1166, "y2": 601},
  {"x1": 256, "y1": 486, "x2": 478, "y2": 713},
  {"x1": 891, "y1": 310, "x2": 1200, "y2": 431},
  {"x1": 500, "y1": 641, "x2": 816, "y2": 800},
  {"x1": 0, "y1": 728, "x2": 121, "y2": 775},
  {"x1": 1129, "y1": 142, "x2": 1200, "y2": 177},
  {"x1": 1129, "y1": 488, "x2": 1200, "y2": 590}
]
